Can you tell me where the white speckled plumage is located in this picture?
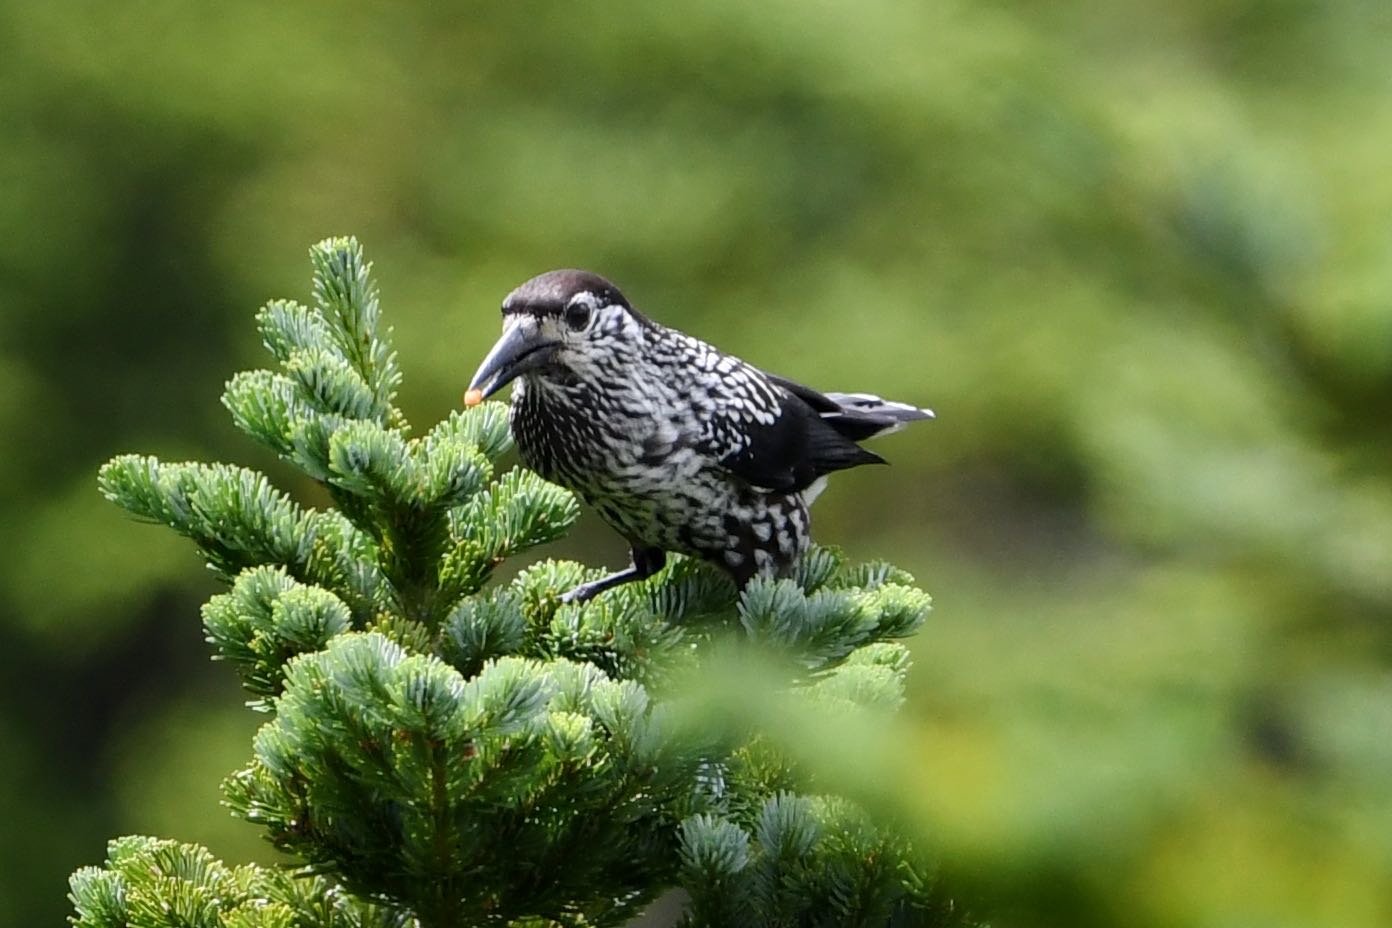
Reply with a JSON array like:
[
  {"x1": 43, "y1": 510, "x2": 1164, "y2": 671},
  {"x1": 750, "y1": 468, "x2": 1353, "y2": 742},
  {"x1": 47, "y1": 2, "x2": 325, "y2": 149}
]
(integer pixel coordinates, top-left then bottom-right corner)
[{"x1": 468, "y1": 269, "x2": 932, "y2": 602}]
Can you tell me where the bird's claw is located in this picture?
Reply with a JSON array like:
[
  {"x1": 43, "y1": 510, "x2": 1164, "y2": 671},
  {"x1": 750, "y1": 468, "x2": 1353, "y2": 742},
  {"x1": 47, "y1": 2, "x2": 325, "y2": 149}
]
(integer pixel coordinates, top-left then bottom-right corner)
[{"x1": 558, "y1": 582, "x2": 602, "y2": 605}]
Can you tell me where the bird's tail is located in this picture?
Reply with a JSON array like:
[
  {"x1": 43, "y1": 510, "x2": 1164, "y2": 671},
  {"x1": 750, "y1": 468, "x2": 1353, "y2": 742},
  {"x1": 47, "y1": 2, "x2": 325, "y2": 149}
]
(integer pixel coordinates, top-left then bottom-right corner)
[{"x1": 820, "y1": 391, "x2": 934, "y2": 442}]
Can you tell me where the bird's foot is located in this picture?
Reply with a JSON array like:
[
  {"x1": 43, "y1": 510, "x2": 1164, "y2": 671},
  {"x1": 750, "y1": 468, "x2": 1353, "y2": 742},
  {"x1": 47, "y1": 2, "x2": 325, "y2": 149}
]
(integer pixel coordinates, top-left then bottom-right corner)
[
  {"x1": 558, "y1": 579, "x2": 609, "y2": 605},
  {"x1": 558, "y1": 547, "x2": 667, "y2": 605}
]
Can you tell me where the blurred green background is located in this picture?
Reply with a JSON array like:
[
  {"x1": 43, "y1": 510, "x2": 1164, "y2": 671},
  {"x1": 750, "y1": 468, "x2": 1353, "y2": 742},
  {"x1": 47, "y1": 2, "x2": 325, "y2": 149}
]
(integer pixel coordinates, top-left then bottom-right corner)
[{"x1": 3, "y1": 1, "x2": 1390, "y2": 925}]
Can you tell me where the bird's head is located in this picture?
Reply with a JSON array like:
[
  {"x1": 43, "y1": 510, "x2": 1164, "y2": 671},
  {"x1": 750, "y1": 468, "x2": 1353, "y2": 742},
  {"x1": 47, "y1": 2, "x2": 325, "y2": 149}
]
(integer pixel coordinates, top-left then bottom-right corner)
[{"x1": 466, "y1": 269, "x2": 651, "y2": 401}]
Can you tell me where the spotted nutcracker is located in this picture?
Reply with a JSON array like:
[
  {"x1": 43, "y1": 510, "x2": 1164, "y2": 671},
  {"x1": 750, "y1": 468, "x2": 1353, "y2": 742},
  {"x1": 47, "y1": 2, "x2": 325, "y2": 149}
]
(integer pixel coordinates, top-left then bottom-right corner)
[{"x1": 466, "y1": 270, "x2": 933, "y2": 603}]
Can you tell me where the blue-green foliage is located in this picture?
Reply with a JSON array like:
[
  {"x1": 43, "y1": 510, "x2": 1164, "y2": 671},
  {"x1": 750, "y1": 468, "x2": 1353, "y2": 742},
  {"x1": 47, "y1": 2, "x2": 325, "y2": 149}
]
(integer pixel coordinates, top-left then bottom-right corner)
[
  {"x1": 202, "y1": 566, "x2": 353, "y2": 706},
  {"x1": 69, "y1": 836, "x2": 411, "y2": 928},
  {"x1": 79, "y1": 240, "x2": 954, "y2": 928},
  {"x1": 739, "y1": 577, "x2": 930, "y2": 670},
  {"x1": 679, "y1": 795, "x2": 946, "y2": 928},
  {"x1": 225, "y1": 633, "x2": 700, "y2": 926}
]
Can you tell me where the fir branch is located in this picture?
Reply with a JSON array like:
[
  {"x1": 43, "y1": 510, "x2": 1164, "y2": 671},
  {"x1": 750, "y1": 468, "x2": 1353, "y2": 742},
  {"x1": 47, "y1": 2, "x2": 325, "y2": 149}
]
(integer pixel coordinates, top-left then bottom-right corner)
[
  {"x1": 641, "y1": 556, "x2": 738, "y2": 626},
  {"x1": 69, "y1": 837, "x2": 412, "y2": 928},
  {"x1": 284, "y1": 348, "x2": 382, "y2": 421},
  {"x1": 203, "y1": 566, "x2": 354, "y2": 706},
  {"x1": 222, "y1": 369, "x2": 309, "y2": 463},
  {"x1": 450, "y1": 467, "x2": 580, "y2": 563},
  {"x1": 256, "y1": 299, "x2": 334, "y2": 365},
  {"x1": 831, "y1": 559, "x2": 917, "y2": 591},
  {"x1": 427, "y1": 403, "x2": 513, "y2": 461},
  {"x1": 678, "y1": 796, "x2": 952, "y2": 928},
  {"x1": 98, "y1": 456, "x2": 310, "y2": 581},
  {"x1": 308, "y1": 237, "x2": 404, "y2": 428},
  {"x1": 225, "y1": 633, "x2": 699, "y2": 927},
  {"x1": 738, "y1": 579, "x2": 877, "y2": 671},
  {"x1": 324, "y1": 419, "x2": 494, "y2": 623},
  {"x1": 440, "y1": 589, "x2": 528, "y2": 678}
]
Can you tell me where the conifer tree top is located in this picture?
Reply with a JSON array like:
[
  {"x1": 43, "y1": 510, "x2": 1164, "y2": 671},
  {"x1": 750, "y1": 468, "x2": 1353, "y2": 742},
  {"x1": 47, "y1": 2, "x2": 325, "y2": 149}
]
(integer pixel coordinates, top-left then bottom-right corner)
[{"x1": 74, "y1": 238, "x2": 959, "y2": 928}]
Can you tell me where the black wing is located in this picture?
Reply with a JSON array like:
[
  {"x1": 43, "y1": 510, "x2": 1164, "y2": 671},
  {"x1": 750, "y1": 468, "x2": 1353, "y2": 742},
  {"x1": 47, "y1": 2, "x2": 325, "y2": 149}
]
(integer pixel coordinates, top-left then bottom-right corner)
[{"x1": 715, "y1": 378, "x2": 884, "y2": 493}]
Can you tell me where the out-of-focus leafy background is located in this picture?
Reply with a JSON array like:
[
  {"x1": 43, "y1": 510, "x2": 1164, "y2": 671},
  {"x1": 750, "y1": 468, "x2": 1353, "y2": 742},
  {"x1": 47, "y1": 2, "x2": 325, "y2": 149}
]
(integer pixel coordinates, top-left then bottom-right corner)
[{"x1": 3, "y1": 1, "x2": 1390, "y2": 925}]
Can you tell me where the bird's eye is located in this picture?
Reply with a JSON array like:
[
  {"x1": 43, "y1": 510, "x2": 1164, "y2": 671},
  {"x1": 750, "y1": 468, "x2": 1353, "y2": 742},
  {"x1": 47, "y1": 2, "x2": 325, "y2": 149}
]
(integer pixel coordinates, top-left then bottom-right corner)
[{"x1": 564, "y1": 301, "x2": 591, "y2": 332}]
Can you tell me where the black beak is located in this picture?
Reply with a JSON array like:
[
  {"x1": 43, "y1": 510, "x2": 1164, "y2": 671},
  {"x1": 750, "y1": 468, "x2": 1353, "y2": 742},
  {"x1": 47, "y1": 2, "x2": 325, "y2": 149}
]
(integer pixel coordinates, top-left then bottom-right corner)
[{"x1": 467, "y1": 315, "x2": 560, "y2": 399}]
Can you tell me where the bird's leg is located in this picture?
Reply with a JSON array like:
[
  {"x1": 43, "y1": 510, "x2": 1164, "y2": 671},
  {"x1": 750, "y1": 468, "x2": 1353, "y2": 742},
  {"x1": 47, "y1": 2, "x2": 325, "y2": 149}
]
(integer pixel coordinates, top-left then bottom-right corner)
[{"x1": 559, "y1": 546, "x2": 667, "y2": 604}]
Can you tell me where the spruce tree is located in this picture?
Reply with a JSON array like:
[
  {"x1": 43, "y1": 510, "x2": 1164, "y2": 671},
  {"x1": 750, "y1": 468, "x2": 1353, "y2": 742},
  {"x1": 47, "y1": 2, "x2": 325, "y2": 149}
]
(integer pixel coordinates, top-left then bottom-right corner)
[{"x1": 69, "y1": 238, "x2": 961, "y2": 928}]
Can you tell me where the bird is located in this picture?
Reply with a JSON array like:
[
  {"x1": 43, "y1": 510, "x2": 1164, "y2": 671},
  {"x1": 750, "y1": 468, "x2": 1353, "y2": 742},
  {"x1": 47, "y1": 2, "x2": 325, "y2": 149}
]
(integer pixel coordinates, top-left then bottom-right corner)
[{"x1": 465, "y1": 270, "x2": 933, "y2": 604}]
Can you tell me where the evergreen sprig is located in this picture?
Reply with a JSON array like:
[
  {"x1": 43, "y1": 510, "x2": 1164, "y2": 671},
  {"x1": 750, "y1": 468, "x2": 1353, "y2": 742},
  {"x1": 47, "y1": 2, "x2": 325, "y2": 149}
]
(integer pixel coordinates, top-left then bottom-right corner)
[
  {"x1": 74, "y1": 238, "x2": 961, "y2": 928},
  {"x1": 679, "y1": 796, "x2": 953, "y2": 927},
  {"x1": 69, "y1": 836, "x2": 411, "y2": 928},
  {"x1": 224, "y1": 633, "x2": 700, "y2": 927}
]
